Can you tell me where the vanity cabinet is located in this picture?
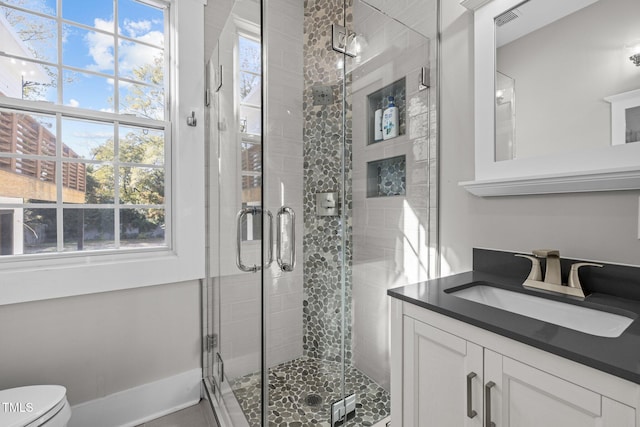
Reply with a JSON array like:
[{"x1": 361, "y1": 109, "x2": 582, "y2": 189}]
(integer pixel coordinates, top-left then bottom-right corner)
[
  {"x1": 392, "y1": 300, "x2": 640, "y2": 427},
  {"x1": 402, "y1": 317, "x2": 483, "y2": 426}
]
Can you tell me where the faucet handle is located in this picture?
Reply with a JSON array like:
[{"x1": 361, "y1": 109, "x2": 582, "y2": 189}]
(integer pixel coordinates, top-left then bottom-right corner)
[
  {"x1": 568, "y1": 262, "x2": 603, "y2": 289},
  {"x1": 532, "y1": 249, "x2": 560, "y2": 258},
  {"x1": 515, "y1": 254, "x2": 543, "y2": 281}
]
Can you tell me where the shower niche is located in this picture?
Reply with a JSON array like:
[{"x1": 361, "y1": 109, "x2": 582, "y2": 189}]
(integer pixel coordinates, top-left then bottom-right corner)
[
  {"x1": 367, "y1": 77, "x2": 406, "y2": 145},
  {"x1": 366, "y1": 155, "x2": 406, "y2": 198}
]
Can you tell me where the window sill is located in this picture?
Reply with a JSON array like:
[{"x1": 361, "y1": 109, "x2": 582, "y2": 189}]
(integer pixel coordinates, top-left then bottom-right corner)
[{"x1": 0, "y1": 247, "x2": 203, "y2": 305}]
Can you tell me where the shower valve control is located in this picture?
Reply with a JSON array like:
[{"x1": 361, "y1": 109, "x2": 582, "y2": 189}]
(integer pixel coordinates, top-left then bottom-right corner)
[{"x1": 316, "y1": 192, "x2": 339, "y2": 216}]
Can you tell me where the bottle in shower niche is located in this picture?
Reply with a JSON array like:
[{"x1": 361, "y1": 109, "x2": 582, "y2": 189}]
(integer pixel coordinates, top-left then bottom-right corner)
[
  {"x1": 374, "y1": 101, "x2": 383, "y2": 142},
  {"x1": 382, "y1": 96, "x2": 398, "y2": 140}
]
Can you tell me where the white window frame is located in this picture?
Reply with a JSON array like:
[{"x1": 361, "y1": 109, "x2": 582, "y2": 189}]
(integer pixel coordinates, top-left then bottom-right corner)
[{"x1": 0, "y1": 0, "x2": 206, "y2": 305}]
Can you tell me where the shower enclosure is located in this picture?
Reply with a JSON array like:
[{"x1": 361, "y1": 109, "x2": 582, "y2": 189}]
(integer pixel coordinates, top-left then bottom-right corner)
[{"x1": 203, "y1": 0, "x2": 439, "y2": 425}]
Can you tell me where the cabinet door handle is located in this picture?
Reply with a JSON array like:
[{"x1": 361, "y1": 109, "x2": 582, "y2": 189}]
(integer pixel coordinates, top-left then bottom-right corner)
[
  {"x1": 466, "y1": 372, "x2": 477, "y2": 419},
  {"x1": 485, "y1": 381, "x2": 496, "y2": 427}
]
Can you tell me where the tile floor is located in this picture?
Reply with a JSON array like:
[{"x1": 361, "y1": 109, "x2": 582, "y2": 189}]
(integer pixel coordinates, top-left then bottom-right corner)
[
  {"x1": 230, "y1": 356, "x2": 390, "y2": 426},
  {"x1": 136, "y1": 400, "x2": 219, "y2": 427}
]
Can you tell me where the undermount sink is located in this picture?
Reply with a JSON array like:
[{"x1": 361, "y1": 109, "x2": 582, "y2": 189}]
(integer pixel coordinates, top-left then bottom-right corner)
[{"x1": 450, "y1": 284, "x2": 634, "y2": 338}]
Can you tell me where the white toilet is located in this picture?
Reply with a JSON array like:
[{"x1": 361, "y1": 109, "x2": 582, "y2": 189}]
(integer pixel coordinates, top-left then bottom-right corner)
[{"x1": 0, "y1": 385, "x2": 71, "y2": 427}]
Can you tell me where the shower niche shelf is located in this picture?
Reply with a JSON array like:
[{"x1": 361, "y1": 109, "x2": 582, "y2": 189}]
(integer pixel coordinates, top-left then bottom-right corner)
[
  {"x1": 367, "y1": 155, "x2": 406, "y2": 198},
  {"x1": 367, "y1": 77, "x2": 406, "y2": 145}
]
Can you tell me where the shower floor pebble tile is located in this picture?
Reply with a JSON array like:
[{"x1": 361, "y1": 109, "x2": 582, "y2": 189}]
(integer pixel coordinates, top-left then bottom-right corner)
[{"x1": 230, "y1": 356, "x2": 390, "y2": 426}]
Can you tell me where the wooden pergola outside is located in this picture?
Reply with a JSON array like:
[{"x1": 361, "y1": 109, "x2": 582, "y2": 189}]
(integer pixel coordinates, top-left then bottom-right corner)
[{"x1": 0, "y1": 110, "x2": 86, "y2": 203}]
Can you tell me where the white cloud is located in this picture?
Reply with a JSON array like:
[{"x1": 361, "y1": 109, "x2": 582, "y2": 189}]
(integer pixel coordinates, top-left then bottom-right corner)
[
  {"x1": 85, "y1": 19, "x2": 163, "y2": 79},
  {"x1": 124, "y1": 19, "x2": 151, "y2": 38},
  {"x1": 86, "y1": 19, "x2": 115, "y2": 72},
  {"x1": 67, "y1": 99, "x2": 80, "y2": 108},
  {"x1": 118, "y1": 35, "x2": 163, "y2": 77}
]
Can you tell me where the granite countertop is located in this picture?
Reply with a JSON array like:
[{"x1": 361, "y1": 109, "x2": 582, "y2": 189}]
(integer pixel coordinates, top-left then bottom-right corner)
[{"x1": 388, "y1": 270, "x2": 640, "y2": 385}]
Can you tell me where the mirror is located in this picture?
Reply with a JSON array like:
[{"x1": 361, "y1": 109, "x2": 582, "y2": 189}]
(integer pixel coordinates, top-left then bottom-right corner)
[
  {"x1": 494, "y1": 0, "x2": 640, "y2": 162},
  {"x1": 461, "y1": 0, "x2": 640, "y2": 196}
]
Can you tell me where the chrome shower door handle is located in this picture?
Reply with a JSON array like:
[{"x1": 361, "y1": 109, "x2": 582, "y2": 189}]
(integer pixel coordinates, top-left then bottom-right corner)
[
  {"x1": 264, "y1": 209, "x2": 274, "y2": 268},
  {"x1": 236, "y1": 207, "x2": 274, "y2": 272},
  {"x1": 276, "y1": 206, "x2": 296, "y2": 272},
  {"x1": 236, "y1": 207, "x2": 259, "y2": 273}
]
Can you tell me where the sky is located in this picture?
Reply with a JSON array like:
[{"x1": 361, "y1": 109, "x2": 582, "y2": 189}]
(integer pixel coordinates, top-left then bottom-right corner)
[{"x1": 2, "y1": 0, "x2": 165, "y2": 158}]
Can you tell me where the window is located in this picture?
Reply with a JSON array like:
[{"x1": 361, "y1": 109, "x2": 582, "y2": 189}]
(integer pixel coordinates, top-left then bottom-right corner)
[
  {"x1": 0, "y1": 0, "x2": 205, "y2": 305},
  {"x1": 237, "y1": 34, "x2": 261, "y2": 241},
  {"x1": 0, "y1": 0, "x2": 168, "y2": 256}
]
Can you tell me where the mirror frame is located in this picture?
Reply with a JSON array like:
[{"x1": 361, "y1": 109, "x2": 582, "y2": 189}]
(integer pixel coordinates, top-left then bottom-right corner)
[{"x1": 459, "y1": 0, "x2": 640, "y2": 196}]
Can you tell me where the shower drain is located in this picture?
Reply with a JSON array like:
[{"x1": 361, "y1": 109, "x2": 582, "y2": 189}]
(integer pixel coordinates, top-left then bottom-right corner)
[{"x1": 304, "y1": 393, "x2": 323, "y2": 407}]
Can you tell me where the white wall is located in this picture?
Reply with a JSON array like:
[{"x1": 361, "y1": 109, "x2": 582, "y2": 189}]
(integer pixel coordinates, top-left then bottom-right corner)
[
  {"x1": 0, "y1": 281, "x2": 201, "y2": 406},
  {"x1": 439, "y1": 1, "x2": 640, "y2": 275}
]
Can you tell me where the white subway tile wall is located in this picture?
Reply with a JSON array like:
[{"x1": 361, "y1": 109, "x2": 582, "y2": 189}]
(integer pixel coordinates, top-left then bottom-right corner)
[{"x1": 351, "y1": 4, "x2": 436, "y2": 391}]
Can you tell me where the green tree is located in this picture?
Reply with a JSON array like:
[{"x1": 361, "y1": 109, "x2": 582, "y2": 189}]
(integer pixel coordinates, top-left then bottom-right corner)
[
  {"x1": 88, "y1": 134, "x2": 164, "y2": 230},
  {"x1": 120, "y1": 56, "x2": 165, "y2": 121},
  {"x1": 85, "y1": 55, "x2": 166, "y2": 237}
]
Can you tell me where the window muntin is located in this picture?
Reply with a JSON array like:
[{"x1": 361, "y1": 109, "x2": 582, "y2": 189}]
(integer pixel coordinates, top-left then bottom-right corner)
[{"x1": 0, "y1": 0, "x2": 168, "y2": 257}]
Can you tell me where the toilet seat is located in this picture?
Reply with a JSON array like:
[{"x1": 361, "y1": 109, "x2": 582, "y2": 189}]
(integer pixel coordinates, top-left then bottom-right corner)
[{"x1": 0, "y1": 385, "x2": 70, "y2": 427}]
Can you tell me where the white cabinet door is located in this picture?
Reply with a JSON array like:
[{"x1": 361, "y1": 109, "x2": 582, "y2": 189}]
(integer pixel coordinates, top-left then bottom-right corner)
[
  {"x1": 485, "y1": 349, "x2": 636, "y2": 427},
  {"x1": 403, "y1": 316, "x2": 483, "y2": 427}
]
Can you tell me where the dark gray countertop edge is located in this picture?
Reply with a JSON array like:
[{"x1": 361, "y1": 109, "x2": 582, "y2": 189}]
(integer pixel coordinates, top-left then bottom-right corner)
[{"x1": 387, "y1": 271, "x2": 640, "y2": 386}]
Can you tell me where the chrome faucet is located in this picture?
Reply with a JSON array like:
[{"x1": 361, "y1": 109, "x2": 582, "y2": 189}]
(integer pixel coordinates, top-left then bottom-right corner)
[
  {"x1": 532, "y1": 249, "x2": 561, "y2": 285},
  {"x1": 516, "y1": 249, "x2": 603, "y2": 299}
]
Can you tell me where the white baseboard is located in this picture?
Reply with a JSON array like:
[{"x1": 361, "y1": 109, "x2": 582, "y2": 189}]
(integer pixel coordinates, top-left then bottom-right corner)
[{"x1": 69, "y1": 369, "x2": 202, "y2": 427}]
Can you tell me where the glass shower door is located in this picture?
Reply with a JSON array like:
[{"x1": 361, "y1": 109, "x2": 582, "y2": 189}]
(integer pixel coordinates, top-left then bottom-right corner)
[
  {"x1": 204, "y1": 0, "x2": 437, "y2": 425},
  {"x1": 205, "y1": 0, "x2": 264, "y2": 425},
  {"x1": 261, "y1": 0, "x2": 352, "y2": 425}
]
